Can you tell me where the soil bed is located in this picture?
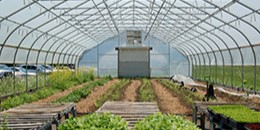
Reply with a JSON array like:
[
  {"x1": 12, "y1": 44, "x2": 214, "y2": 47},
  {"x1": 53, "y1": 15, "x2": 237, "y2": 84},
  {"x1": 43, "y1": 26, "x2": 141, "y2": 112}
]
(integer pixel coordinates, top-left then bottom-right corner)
[
  {"x1": 76, "y1": 79, "x2": 119, "y2": 113},
  {"x1": 122, "y1": 80, "x2": 141, "y2": 102},
  {"x1": 151, "y1": 80, "x2": 190, "y2": 114},
  {"x1": 33, "y1": 82, "x2": 88, "y2": 104}
]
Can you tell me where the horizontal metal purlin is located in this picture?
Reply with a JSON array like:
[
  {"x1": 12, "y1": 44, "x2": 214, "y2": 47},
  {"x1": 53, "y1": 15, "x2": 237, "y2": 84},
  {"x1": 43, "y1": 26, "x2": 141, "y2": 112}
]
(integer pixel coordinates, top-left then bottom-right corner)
[
  {"x1": 55, "y1": 6, "x2": 216, "y2": 10},
  {"x1": 63, "y1": 13, "x2": 206, "y2": 16},
  {"x1": 187, "y1": 43, "x2": 260, "y2": 56},
  {"x1": 0, "y1": 44, "x2": 78, "y2": 57},
  {"x1": 73, "y1": 18, "x2": 198, "y2": 22}
]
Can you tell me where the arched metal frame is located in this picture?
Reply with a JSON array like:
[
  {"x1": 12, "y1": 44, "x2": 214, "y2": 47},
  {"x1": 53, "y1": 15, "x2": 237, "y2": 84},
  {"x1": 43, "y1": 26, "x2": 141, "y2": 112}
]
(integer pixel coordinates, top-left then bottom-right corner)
[{"x1": 0, "y1": 0, "x2": 259, "y2": 94}]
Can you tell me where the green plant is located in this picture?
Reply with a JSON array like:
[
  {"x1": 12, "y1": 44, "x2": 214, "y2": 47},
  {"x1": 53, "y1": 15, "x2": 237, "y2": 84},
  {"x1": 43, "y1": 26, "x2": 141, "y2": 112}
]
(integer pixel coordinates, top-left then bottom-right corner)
[
  {"x1": 208, "y1": 105, "x2": 260, "y2": 123},
  {"x1": 0, "y1": 71, "x2": 95, "y2": 111},
  {"x1": 58, "y1": 113, "x2": 128, "y2": 130},
  {"x1": 158, "y1": 80, "x2": 204, "y2": 108},
  {"x1": 0, "y1": 87, "x2": 60, "y2": 111},
  {"x1": 0, "y1": 114, "x2": 10, "y2": 130},
  {"x1": 73, "y1": 69, "x2": 95, "y2": 83},
  {"x1": 0, "y1": 70, "x2": 94, "y2": 99},
  {"x1": 138, "y1": 79, "x2": 155, "y2": 102},
  {"x1": 54, "y1": 78, "x2": 110, "y2": 103},
  {"x1": 134, "y1": 113, "x2": 200, "y2": 130},
  {"x1": 193, "y1": 65, "x2": 260, "y2": 91},
  {"x1": 0, "y1": 76, "x2": 41, "y2": 97},
  {"x1": 95, "y1": 79, "x2": 130, "y2": 108}
]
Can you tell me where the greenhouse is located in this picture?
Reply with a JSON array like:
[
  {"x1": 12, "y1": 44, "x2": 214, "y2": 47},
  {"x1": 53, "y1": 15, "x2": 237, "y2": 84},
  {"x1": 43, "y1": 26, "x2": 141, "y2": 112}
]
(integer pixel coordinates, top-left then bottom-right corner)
[{"x1": 0, "y1": 0, "x2": 259, "y2": 130}]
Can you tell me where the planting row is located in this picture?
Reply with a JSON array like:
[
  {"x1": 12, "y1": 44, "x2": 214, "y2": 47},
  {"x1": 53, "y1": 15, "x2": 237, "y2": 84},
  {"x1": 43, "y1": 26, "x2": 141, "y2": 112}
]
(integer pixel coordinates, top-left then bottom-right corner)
[
  {"x1": 138, "y1": 79, "x2": 156, "y2": 102},
  {"x1": 59, "y1": 113, "x2": 199, "y2": 130},
  {"x1": 95, "y1": 79, "x2": 130, "y2": 108},
  {"x1": 0, "y1": 70, "x2": 95, "y2": 111},
  {"x1": 158, "y1": 79, "x2": 204, "y2": 108},
  {"x1": 54, "y1": 77, "x2": 111, "y2": 103}
]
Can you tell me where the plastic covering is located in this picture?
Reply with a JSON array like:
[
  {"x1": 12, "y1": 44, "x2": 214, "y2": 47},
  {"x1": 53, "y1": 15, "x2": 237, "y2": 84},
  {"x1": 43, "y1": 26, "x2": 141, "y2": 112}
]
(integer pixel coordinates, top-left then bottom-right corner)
[{"x1": 0, "y1": 0, "x2": 259, "y2": 93}]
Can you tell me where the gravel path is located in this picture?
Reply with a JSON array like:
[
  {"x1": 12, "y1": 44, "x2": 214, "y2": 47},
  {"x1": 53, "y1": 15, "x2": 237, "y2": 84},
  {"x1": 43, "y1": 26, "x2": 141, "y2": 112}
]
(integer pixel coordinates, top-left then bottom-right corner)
[
  {"x1": 122, "y1": 80, "x2": 141, "y2": 102},
  {"x1": 151, "y1": 79, "x2": 190, "y2": 114},
  {"x1": 76, "y1": 79, "x2": 119, "y2": 113}
]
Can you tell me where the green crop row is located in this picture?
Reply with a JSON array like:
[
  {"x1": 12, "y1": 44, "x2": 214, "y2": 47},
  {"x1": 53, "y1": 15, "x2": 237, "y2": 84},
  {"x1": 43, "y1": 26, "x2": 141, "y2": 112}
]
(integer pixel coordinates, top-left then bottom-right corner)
[
  {"x1": 158, "y1": 79, "x2": 204, "y2": 108},
  {"x1": 59, "y1": 113, "x2": 199, "y2": 130},
  {"x1": 0, "y1": 87, "x2": 59, "y2": 111},
  {"x1": 53, "y1": 77, "x2": 111, "y2": 103},
  {"x1": 95, "y1": 79, "x2": 130, "y2": 108},
  {"x1": 134, "y1": 113, "x2": 200, "y2": 130},
  {"x1": 58, "y1": 113, "x2": 128, "y2": 130},
  {"x1": 138, "y1": 79, "x2": 156, "y2": 102},
  {"x1": 0, "y1": 71, "x2": 95, "y2": 111},
  {"x1": 208, "y1": 105, "x2": 260, "y2": 123}
]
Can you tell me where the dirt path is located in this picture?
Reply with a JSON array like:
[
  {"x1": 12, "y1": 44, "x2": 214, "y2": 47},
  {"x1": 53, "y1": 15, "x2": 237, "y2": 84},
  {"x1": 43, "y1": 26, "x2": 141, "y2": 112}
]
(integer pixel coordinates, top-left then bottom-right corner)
[
  {"x1": 33, "y1": 82, "x2": 88, "y2": 104},
  {"x1": 122, "y1": 80, "x2": 141, "y2": 102},
  {"x1": 76, "y1": 79, "x2": 119, "y2": 113},
  {"x1": 151, "y1": 80, "x2": 190, "y2": 114}
]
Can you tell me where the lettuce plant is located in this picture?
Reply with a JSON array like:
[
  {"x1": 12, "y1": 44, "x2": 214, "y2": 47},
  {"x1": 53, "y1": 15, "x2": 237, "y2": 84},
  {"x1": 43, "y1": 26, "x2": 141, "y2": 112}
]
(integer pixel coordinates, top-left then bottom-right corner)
[
  {"x1": 134, "y1": 113, "x2": 200, "y2": 130},
  {"x1": 58, "y1": 113, "x2": 128, "y2": 130}
]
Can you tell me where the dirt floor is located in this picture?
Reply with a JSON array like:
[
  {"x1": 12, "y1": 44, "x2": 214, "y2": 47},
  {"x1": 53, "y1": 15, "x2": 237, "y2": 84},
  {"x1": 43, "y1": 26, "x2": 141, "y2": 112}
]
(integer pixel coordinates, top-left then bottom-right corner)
[
  {"x1": 122, "y1": 80, "x2": 141, "y2": 102},
  {"x1": 33, "y1": 82, "x2": 88, "y2": 104},
  {"x1": 151, "y1": 79, "x2": 190, "y2": 114},
  {"x1": 76, "y1": 79, "x2": 119, "y2": 113}
]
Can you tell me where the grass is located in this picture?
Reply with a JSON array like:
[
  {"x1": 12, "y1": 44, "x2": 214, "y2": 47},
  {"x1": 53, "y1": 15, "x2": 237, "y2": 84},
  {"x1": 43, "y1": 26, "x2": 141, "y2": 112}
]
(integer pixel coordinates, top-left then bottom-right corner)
[
  {"x1": 138, "y1": 78, "x2": 156, "y2": 102},
  {"x1": 193, "y1": 65, "x2": 260, "y2": 91},
  {"x1": 95, "y1": 79, "x2": 130, "y2": 108}
]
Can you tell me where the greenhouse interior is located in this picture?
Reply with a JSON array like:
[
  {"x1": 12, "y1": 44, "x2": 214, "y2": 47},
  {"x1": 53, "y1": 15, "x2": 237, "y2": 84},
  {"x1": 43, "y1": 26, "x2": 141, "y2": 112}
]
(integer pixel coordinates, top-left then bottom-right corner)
[{"x1": 0, "y1": 0, "x2": 260, "y2": 130}]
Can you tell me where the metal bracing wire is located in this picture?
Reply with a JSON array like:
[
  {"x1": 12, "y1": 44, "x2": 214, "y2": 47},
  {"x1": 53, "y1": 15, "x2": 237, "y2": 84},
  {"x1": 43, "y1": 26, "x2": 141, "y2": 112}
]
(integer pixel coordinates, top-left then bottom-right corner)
[
  {"x1": 34, "y1": 0, "x2": 99, "y2": 43},
  {"x1": 144, "y1": 0, "x2": 166, "y2": 40},
  {"x1": 91, "y1": 0, "x2": 116, "y2": 35},
  {"x1": 150, "y1": 0, "x2": 177, "y2": 37},
  {"x1": 62, "y1": 0, "x2": 131, "y2": 41},
  {"x1": 103, "y1": 0, "x2": 119, "y2": 34}
]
